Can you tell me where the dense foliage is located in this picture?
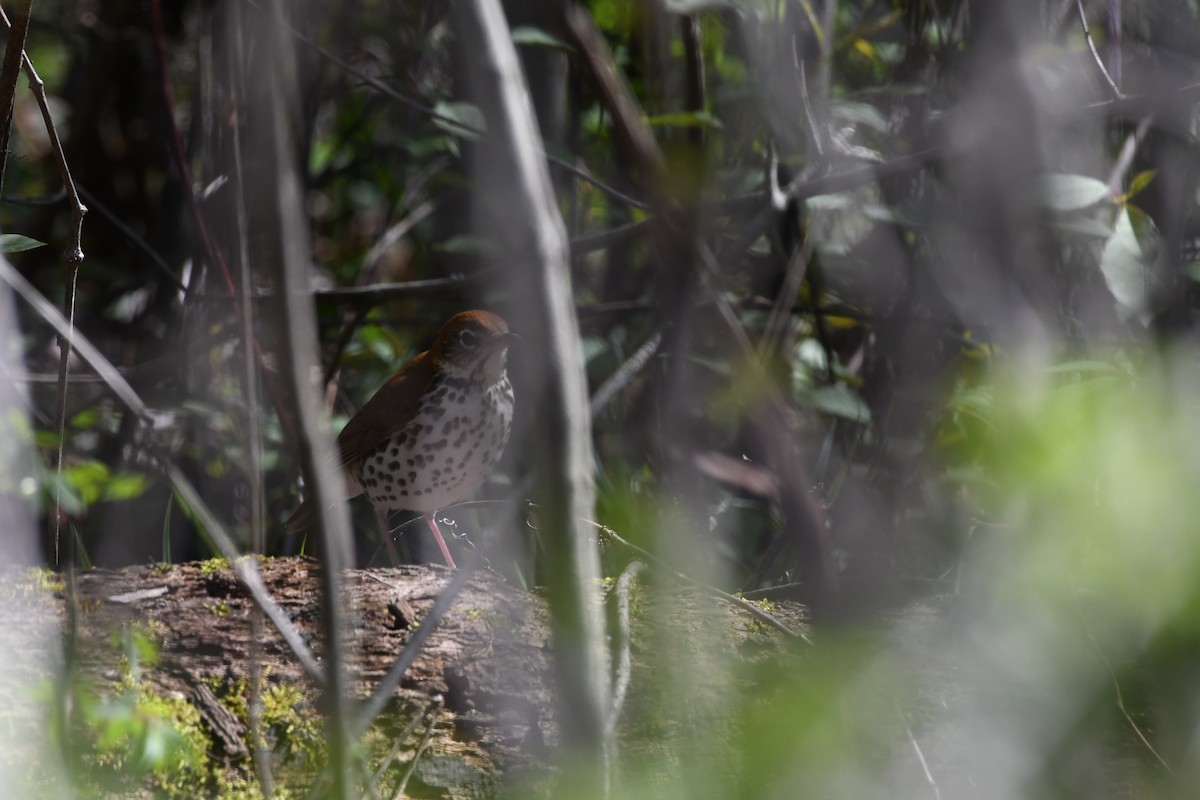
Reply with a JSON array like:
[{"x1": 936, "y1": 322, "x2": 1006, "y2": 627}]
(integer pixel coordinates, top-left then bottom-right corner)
[{"x1": 5, "y1": 0, "x2": 1200, "y2": 797}]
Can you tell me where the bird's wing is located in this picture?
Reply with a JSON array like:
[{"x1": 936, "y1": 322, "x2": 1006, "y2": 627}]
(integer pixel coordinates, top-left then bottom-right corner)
[{"x1": 336, "y1": 351, "x2": 433, "y2": 468}]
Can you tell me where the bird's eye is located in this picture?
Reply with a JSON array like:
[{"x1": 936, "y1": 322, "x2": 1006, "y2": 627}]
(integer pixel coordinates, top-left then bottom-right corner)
[{"x1": 458, "y1": 329, "x2": 479, "y2": 348}]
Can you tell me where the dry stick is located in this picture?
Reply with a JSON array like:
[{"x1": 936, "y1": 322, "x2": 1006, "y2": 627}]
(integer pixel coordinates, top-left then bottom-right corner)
[
  {"x1": 589, "y1": 519, "x2": 813, "y2": 646},
  {"x1": 1076, "y1": 0, "x2": 1123, "y2": 100},
  {"x1": 0, "y1": 0, "x2": 32, "y2": 192},
  {"x1": 0, "y1": 256, "x2": 325, "y2": 683}
]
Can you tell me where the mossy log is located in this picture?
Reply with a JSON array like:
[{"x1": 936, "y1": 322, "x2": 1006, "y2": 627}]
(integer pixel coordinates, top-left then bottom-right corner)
[{"x1": 0, "y1": 556, "x2": 808, "y2": 798}]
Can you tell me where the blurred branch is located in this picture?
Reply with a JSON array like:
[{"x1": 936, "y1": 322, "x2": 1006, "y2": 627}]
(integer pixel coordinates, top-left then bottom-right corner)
[
  {"x1": 366, "y1": 697, "x2": 441, "y2": 796},
  {"x1": 590, "y1": 330, "x2": 662, "y2": 418},
  {"x1": 455, "y1": 0, "x2": 609, "y2": 787},
  {"x1": 591, "y1": 519, "x2": 812, "y2": 645},
  {"x1": 1076, "y1": 0, "x2": 1123, "y2": 100},
  {"x1": 900, "y1": 708, "x2": 943, "y2": 800},
  {"x1": 0, "y1": 254, "x2": 324, "y2": 682},
  {"x1": 559, "y1": 3, "x2": 840, "y2": 610},
  {"x1": 352, "y1": 551, "x2": 479, "y2": 737},
  {"x1": 250, "y1": 0, "x2": 354, "y2": 794},
  {"x1": 390, "y1": 701, "x2": 443, "y2": 799},
  {"x1": 149, "y1": 0, "x2": 234, "y2": 295},
  {"x1": 1106, "y1": 116, "x2": 1152, "y2": 193},
  {"x1": 605, "y1": 560, "x2": 644, "y2": 743}
]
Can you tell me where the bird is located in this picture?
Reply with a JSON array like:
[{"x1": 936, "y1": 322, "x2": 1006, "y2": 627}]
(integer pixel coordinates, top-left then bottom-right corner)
[{"x1": 286, "y1": 310, "x2": 517, "y2": 568}]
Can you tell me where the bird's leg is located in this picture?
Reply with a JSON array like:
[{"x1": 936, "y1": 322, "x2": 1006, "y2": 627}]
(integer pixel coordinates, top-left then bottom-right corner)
[
  {"x1": 374, "y1": 509, "x2": 403, "y2": 566},
  {"x1": 424, "y1": 512, "x2": 457, "y2": 569}
]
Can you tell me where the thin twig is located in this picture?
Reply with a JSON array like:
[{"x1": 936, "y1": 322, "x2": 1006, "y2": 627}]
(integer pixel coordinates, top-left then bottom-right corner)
[
  {"x1": 390, "y1": 701, "x2": 443, "y2": 800},
  {"x1": 899, "y1": 707, "x2": 942, "y2": 800},
  {"x1": 0, "y1": 255, "x2": 325, "y2": 682},
  {"x1": 1076, "y1": 0, "x2": 1123, "y2": 100},
  {"x1": 0, "y1": 5, "x2": 87, "y2": 262},
  {"x1": 1075, "y1": 598, "x2": 1172, "y2": 774},
  {"x1": 149, "y1": 0, "x2": 236, "y2": 295},
  {"x1": 75, "y1": 185, "x2": 184, "y2": 292},
  {"x1": 1105, "y1": 116, "x2": 1152, "y2": 194},
  {"x1": 366, "y1": 698, "x2": 440, "y2": 797},
  {"x1": 0, "y1": 0, "x2": 33, "y2": 192},
  {"x1": 352, "y1": 550, "x2": 481, "y2": 737},
  {"x1": 586, "y1": 518, "x2": 813, "y2": 645}
]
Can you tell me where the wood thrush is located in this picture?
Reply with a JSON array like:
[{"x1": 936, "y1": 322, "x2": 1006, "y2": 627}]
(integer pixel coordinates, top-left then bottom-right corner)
[{"x1": 286, "y1": 310, "x2": 517, "y2": 567}]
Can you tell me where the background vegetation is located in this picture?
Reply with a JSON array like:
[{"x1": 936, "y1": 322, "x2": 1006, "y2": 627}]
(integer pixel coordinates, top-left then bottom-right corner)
[{"x1": 3, "y1": 0, "x2": 1200, "y2": 797}]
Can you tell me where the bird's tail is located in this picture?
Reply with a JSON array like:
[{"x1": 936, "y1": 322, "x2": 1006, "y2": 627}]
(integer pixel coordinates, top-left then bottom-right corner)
[{"x1": 284, "y1": 500, "x2": 316, "y2": 534}]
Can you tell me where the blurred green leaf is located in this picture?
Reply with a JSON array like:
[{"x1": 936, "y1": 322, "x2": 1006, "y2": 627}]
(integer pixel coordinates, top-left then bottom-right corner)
[
  {"x1": 664, "y1": 0, "x2": 732, "y2": 11},
  {"x1": 1125, "y1": 169, "x2": 1157, "y2": 199},
  {"x1": 432, "y1": 101, "x2": 484, "y2": 140},
  {"x1": 1037, "y1": 173, "x2": 1112, "y2": 211},
  {"x1": 103, "y1": 472, "x2": 150, "y2": 502},
  {"x1": 644, "y1": 111, "x2": 724, "y2": 129},
  {"x1": 808, "y1": 385, "x2": 871, "y2": 424},
  {"x1": 511, "y1": 26, "x2": 573, "y2": 51},
  {"x1": 1099, "y1": 206, "x2": 1155, "y2": 322}
]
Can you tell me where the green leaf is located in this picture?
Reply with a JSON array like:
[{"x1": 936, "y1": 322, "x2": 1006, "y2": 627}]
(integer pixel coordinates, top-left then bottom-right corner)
[
  {"x1": 103, "y1": 472, "x2": 149, "y2": 502},
  {"x1": 1099, "y1": 207, "x2": 1155, "y2": 322},
  {"x1": 1125, "y1": 169, "x2": 1157, "y2": 199},
  {"x1": 808, "y1": 386, "x2": 872, "y2": 424},
  {"x1": 1037, "y1": 174, "x2": 1112, "y2": 212},
  {"x1": 511, "y1": 26, "x2": 573, "y2": 51},
  {"x1": 0, "y1": 234, "x2": 47, "y2": 253},
  {"x1": 432, "y1": 101, "x2": 484, "y2": 140}
]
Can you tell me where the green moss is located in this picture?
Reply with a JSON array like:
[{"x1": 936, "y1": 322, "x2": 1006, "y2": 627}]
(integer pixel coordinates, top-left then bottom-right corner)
[
  {"x1": 208, "y1": 673, "x2": 327, "y2": 774},
  {"x1": 205, "y1": 600, "x2": 232, "y2": 616},
  {"x1": 199, "y1": 557, "x2": 230, "y2": 574},
  {"x1": 31, "y1": 566, "x2": 65, "y2": 593}
]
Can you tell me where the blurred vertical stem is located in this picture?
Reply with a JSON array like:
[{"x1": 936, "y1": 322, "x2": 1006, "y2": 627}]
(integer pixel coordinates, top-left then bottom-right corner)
[
  {"x1": 0, "y1": 0, "x2": 30, "y2": 192},
  {"x1": 453, "y1": 0, "x2": 609, "y2": 789},
  {"x1": 249, "y1": 0, "x2": 355, "y2": 796}
]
